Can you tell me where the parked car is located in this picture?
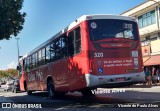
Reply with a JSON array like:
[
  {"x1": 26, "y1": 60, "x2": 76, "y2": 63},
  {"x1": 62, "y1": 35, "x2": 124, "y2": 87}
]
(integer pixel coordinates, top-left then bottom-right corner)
[
  {"x1": 12, "y1": 79, "x2": 20, "y2": 93},
  {"x1": 0, "y1": 80, "x2": 6, "y2": 87},
  {"x1": 1, "y1": 80, "x2": 14, "y2": 91}
]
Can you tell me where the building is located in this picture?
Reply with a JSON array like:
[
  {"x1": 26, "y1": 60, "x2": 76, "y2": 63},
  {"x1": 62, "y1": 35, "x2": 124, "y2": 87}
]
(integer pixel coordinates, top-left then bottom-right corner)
[{"x1": 121, "y1": 0, "x2": 160, "y2": 67}]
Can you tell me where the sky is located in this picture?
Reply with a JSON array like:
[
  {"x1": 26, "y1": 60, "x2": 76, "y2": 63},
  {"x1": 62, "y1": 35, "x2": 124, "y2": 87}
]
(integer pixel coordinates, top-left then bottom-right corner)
[{"x1": 0, "y1": 0, "x2": 146, "y2": 70}]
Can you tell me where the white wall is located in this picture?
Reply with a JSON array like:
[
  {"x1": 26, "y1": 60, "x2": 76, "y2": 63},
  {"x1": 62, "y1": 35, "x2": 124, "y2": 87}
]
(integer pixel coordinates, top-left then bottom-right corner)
[
  {"x1": 139, "y1": 24, "x2": 158, "y2": 36},
  {"x1": 151, "y1": 39, "x2": 160, "y2": 55}
]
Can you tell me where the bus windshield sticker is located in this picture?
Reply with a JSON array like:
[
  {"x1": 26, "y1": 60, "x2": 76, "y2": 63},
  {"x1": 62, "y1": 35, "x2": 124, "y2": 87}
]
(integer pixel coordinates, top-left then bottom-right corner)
[
  {"x1": 134, "y1": 58, "x2": 138, "y2": 69},
  {"x1": 132, "y1": 51, "x2": 138, "y2": 57},
  {"x1": 97, "y1": 60, "x2": 103, "y2": 66},
  {"x1": 91, "y1": 22, "x2": 97, "y2": 29},
  {"x1": 98, "y1": 67, "x2": 103, "y2": 73},
  {"x1": 123, "y1": 23, "x2": 132, "y2": 29}
]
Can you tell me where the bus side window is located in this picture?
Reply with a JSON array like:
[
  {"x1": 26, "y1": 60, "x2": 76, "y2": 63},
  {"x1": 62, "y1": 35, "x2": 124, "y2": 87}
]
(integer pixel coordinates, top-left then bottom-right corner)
[
  {"x1": 38, "y1": 50, "x2": 42, "y2": 66},
  {"x1": 41, "y1": 48, "x2": 45, "y2": 65},
  {"x1": 35, "y1": 52, "x2": 38, "y2": 67},
  {"x1": 32, "y1": 54, "x2": 35, "y2": 68},
  {"x1": 27, "y1": 57, "x2": 30, "y2": 71},
  {"x1": 68, "y1": 26, "x2": 81, "y2": 56},
  {"x1": 55, "y1": 38, "x2": 62, "y2": 60},
  {"x1": 50, "y1": 42, "x2": 56, "y2": 61},
  {"x1": 46, "y1": 45, "x2": 51, "y2": 63},
  {"x1": 61, "y1": 35, "x2": 68, "y2": 58},
  {"x1": 24, "y1": 58, "x2": 27, "y2": 71},
  {"x1": 68, "y1": 31, "x2": 74, "y2": 56},
  {"x1": 75, "y1": 27, "x2": 81, "y2": 54},
  {"x1": 29, "y1": 55, "x2": 32, "y2": 69}
]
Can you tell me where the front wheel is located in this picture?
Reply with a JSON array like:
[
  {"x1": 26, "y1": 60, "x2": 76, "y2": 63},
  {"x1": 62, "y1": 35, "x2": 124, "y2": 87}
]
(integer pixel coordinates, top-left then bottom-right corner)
[
  {"x1": 47, "y1": 80, "x2": 55, "y2": 98},
  {"x1": 26, "y1": 83, "x2": 32, "y2": 95},
  {"x1": 27, "y1": 90, "x2": 32, "y2": 95}
]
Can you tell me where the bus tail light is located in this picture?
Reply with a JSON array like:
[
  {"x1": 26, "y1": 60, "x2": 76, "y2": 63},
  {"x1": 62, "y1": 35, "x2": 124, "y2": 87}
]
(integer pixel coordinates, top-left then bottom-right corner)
[{"x1": 89, "y1": 60, "x2": 94, "y2": 72}]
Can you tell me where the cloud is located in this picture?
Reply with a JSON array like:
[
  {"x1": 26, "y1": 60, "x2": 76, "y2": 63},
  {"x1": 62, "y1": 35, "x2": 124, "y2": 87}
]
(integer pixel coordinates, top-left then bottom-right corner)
[{"x1": 7, "y1": 61, "x2": 17, "y2": 69}]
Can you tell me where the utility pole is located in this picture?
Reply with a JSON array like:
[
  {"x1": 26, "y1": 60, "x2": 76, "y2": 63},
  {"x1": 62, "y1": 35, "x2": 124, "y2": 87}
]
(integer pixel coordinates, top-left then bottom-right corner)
[{"x1": 15, "y1": 38, "x2": 20, "y2": 76}]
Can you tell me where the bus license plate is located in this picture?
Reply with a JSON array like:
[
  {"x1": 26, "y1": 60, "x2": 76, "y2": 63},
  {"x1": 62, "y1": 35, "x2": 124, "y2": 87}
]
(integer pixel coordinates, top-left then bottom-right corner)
[{"x1": 116, "y1": 78, "x2": 125, "y2": 82}]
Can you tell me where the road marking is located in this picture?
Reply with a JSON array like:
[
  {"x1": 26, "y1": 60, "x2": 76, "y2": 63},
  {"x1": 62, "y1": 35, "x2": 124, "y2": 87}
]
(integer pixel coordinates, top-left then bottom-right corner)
[{"x1": 55, "y1": 107, "x2": 68, "y2": 110}]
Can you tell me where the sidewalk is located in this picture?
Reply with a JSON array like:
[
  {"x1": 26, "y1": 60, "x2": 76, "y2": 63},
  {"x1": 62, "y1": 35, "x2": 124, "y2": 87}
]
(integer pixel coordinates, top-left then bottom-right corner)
[{"x1": 127, "y1": 83, "x2": 160, "y2": 88}]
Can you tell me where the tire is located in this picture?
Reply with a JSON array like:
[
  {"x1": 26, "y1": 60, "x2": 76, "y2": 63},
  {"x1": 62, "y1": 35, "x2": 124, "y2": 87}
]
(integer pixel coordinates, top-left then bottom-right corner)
[
  {"x1": 27, "y1": 90, "x2": 32, "y2": 95},
  {"x1": 12, "y1": 88, "x2": 14, "y2": 93},
  {"x1": 47, "y1": 79, "x2": 55, "y2": 98},
  {"x1": 81, "y1": 89, "x2": 94, "y2": 97},
  {"x1": 26, "y1": 83, "x2": 32, "y2": 95},
  {"x1": 55, "y1": 92, "x2": 66, "y2": 98},
  {"x1": 14, "y1": 88, "x2": 17, "y2": 93}
]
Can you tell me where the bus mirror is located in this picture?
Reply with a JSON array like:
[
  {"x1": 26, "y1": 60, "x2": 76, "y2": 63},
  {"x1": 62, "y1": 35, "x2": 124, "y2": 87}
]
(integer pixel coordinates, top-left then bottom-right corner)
[{"x1": 16, "y1": 66, "x2": 19, "y2": 70}]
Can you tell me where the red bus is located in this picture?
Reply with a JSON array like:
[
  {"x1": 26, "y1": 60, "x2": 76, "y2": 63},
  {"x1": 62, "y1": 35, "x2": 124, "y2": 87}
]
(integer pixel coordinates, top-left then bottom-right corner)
[{"x1": 18, "y1": 15, "x2": 145, "y2": 97}]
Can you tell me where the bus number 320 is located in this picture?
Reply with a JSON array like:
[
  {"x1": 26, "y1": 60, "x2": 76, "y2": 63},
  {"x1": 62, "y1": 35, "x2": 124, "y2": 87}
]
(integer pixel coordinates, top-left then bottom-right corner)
[{"x1": 94, "y1": 52, "x2": 103, "y2": 58}]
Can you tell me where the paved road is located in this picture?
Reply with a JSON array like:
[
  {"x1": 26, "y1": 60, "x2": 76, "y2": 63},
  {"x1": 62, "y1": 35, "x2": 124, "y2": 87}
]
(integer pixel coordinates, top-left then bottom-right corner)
[{"x1": 0, "y1": 85, "x2": 160, "y2": 111}]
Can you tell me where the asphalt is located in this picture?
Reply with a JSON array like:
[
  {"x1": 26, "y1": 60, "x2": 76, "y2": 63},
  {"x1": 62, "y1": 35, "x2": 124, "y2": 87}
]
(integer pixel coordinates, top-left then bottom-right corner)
[
  {"x1": 0, "y1": 96, "x2": 31, "y2": 111},
  {"x1": 0, "y1": 84, "x2": 160, "y2": 111}
]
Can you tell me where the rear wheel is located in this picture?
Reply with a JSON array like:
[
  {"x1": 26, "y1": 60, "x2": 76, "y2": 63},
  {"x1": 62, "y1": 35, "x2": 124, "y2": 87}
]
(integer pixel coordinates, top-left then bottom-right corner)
[
  {"x1": 27, "y1": 90, "x2": 32, "y2": 95},
  {"x1": 81, "y1": 89, "x2": 94, "y2": 96},
  {"x1": 47, "y1": 80, "x2": 55, "y2": 98}
]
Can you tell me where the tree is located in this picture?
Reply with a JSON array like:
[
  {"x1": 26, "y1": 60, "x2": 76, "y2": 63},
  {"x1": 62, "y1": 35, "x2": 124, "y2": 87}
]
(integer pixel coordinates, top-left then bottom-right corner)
[
  {"x1": 0, "y1": 0, "x2": 26, "y2": 40},
  {"x1": 0, "y1": 70, "x2": 8, "y2": 78},
  {"x1": 0, "y1": 69, "x2": 18, "y2": 78},
  {"x1": 5, "y1": 68, "x2": 18, "y2": 77}
]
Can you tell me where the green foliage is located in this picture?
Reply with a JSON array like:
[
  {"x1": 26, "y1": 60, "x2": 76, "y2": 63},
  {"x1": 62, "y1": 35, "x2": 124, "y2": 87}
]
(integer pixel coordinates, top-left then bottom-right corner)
[
  {"x1": 0, "y1": 0, "x2": 26, "y2": 40},
  {"x1": 0, "y1": 69, "x2": 18, "y2": 78},
  {"x1": 0, "y1": 70, "x2": 8, "y2": 78}
]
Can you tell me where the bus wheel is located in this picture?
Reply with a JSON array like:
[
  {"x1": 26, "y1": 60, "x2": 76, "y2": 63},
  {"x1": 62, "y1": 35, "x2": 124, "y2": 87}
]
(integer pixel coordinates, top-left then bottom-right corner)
[
  {"x1": 26, "y1": 85, "x2": 32, "y2": 95},
  {"x1": 81, "y1": 89, "x2": 94, "y2": 97},
  {"x1": 27, "y1": 90, "x2": 32, "y2": 95},
  {"x1": 47, "y1": 80, "x2": 55, "y2": 98}
]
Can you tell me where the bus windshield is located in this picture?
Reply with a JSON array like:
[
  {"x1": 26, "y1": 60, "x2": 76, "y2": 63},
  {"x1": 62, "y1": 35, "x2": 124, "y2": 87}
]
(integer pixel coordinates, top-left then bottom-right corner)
[{"x1": 88, "y1": 19, "x2": 139, "y2": 41}]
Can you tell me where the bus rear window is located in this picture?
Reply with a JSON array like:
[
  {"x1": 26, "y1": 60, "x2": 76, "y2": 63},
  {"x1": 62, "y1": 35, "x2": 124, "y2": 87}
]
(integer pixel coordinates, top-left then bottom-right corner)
[{"x1": 88, "y1": 19, "x2": 139, "y2": 41}]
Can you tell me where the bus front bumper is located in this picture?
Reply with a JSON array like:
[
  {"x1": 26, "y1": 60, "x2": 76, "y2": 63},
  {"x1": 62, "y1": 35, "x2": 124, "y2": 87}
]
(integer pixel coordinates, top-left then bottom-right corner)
[{"x1": 85, "y1": 71, "x2": 145, "y2": 88}]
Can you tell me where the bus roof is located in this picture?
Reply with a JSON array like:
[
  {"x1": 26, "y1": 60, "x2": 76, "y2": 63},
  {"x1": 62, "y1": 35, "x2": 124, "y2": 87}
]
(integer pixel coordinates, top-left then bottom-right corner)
[{"x1": 23, "y1": 14, "x2": 137, "y2": 58}]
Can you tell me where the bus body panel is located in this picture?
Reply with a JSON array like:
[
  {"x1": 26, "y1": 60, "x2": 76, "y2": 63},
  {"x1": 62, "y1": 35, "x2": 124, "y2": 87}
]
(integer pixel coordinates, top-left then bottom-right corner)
[
  {"x1": 19, "y1": 71, "x2": 26, "y2": 91},
  {"x1": 51, "y1": 59, "x2": 70, "y2": 92},
  {"x1": 88, "y1": 40, "x2": 143, "y2": 75}
]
